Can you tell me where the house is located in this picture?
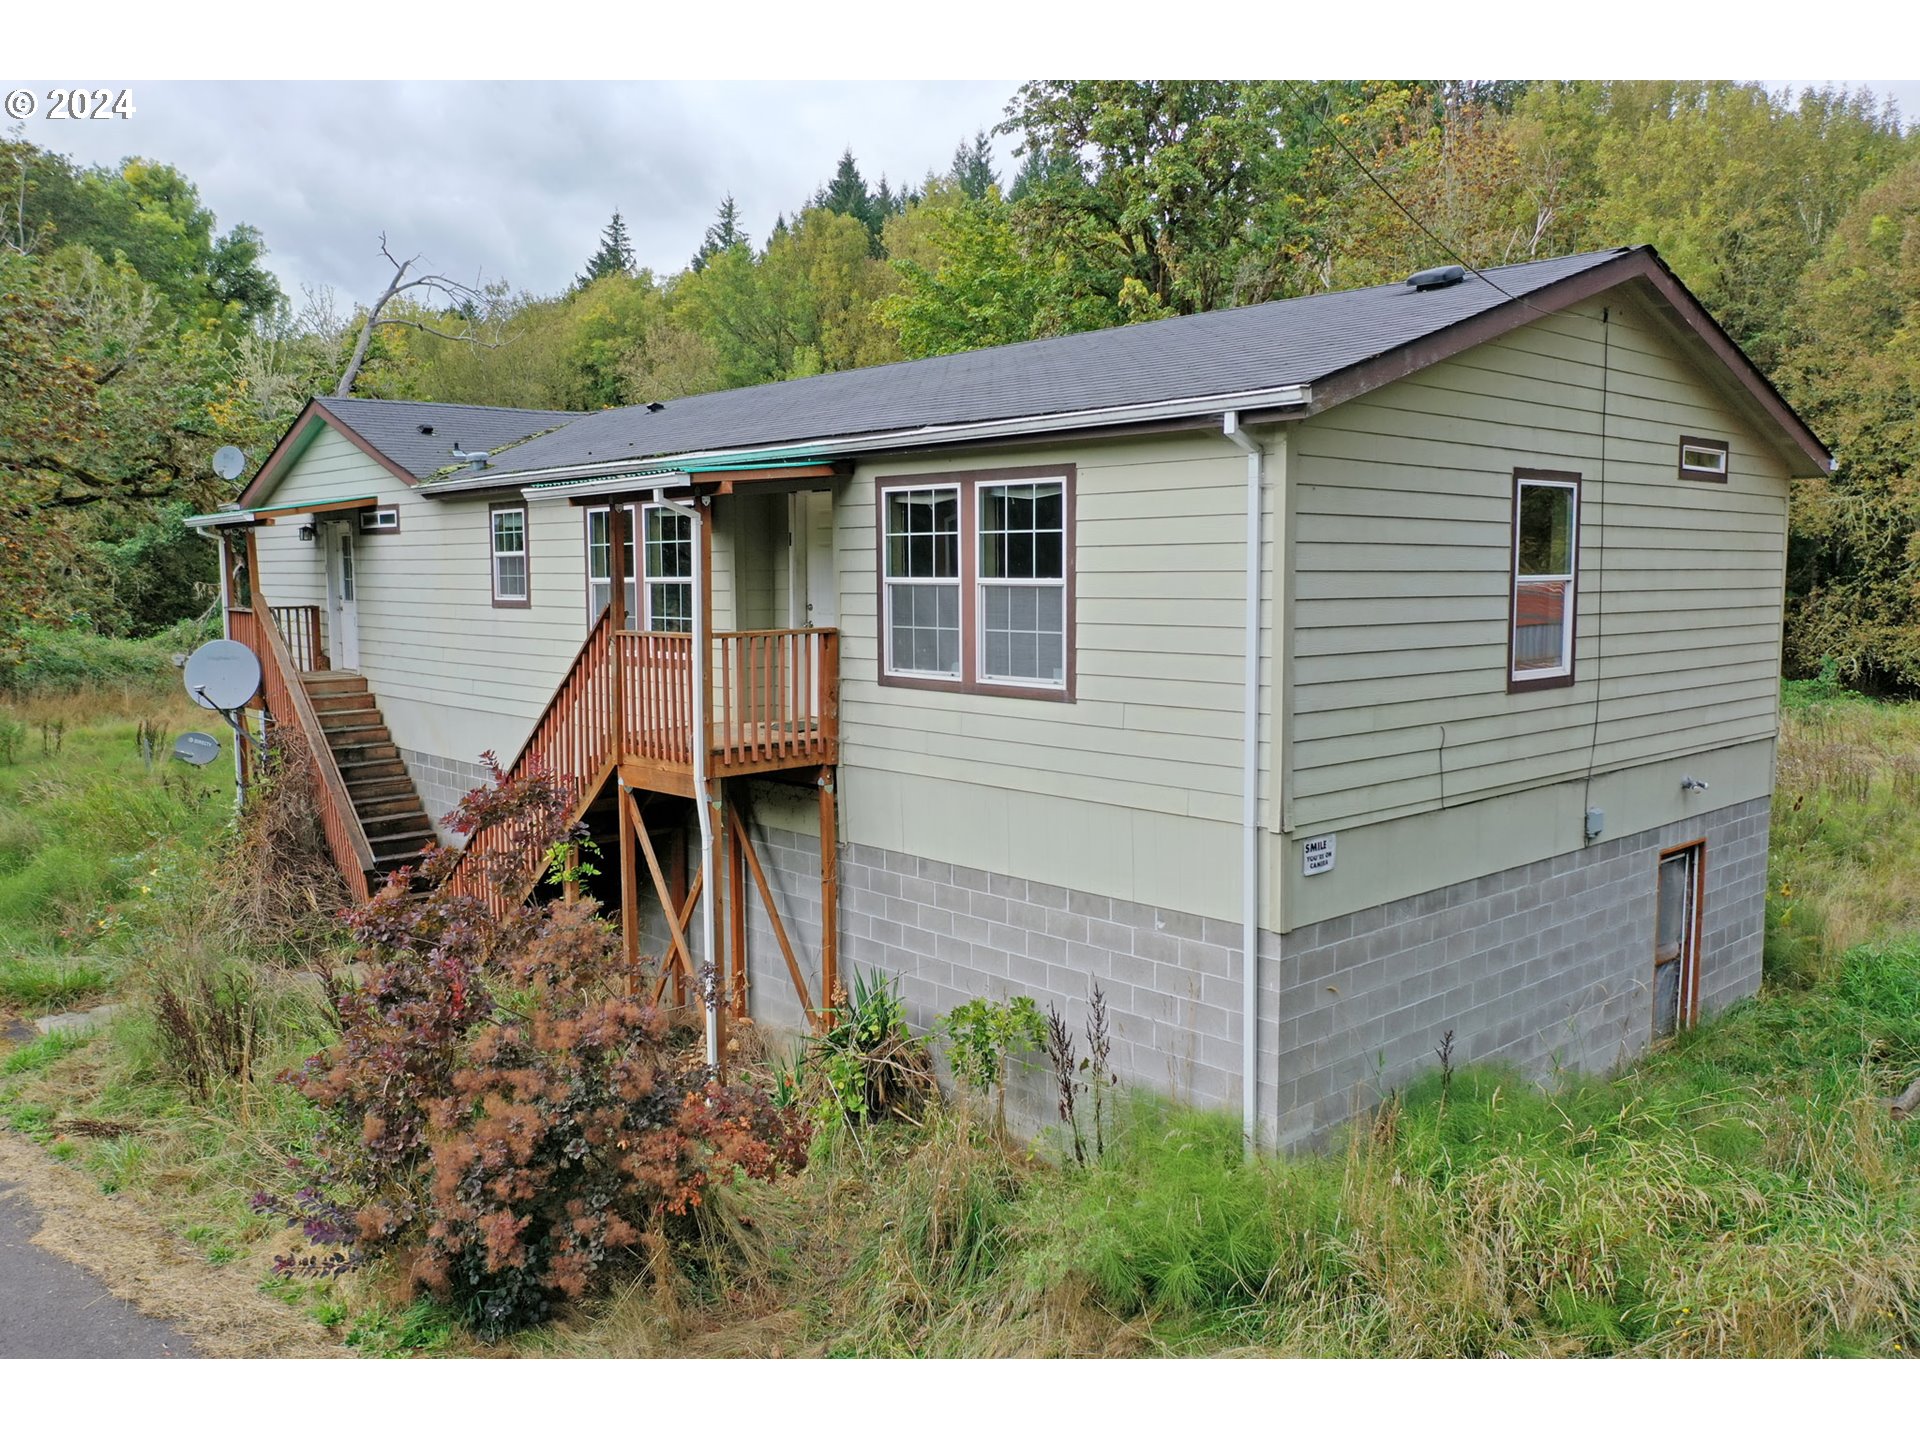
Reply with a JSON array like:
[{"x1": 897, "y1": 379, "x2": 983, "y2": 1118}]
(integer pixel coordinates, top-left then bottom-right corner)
[{"x1": 188, "y1": 245, "x2": 1830, "y2": 1147}]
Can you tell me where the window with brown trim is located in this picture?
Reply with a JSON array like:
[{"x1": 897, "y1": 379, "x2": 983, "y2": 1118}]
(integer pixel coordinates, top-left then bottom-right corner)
[
  {"x1": 1508, "y1": 469, "x2": 1579, "y2": 692},
  {"x1": 584, "y1": 503, "x2": 691, "y2": 630},
  {"x1": 490, "y1": 503, "x2": 530, "y2": 607},
  {"x1": 1678, "y1": 435, "x2": 1729, "y2": 482},
  {"x1": 877, "y1": 465, "x2": 1075, "y2": 700}
]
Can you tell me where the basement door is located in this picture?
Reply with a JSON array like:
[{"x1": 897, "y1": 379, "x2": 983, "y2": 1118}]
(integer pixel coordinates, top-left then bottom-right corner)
[
  {"x1": 325, "y1": 522, "x2": 361, "y2": 670},
  {"x1": 1653, "y1": 842, "x2": 1703, "y2": 1038}
]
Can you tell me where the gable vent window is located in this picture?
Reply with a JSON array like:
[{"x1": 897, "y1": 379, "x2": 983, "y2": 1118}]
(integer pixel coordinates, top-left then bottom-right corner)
[
  {"x1": 1678, "y1": 436, "x2": 1729, "y2": 482},
  {"x1": 358, "y1": 506, "x2": 399, "y2": 533}
]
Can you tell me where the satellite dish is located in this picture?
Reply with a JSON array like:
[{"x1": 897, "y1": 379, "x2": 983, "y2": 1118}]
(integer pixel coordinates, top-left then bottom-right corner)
[
  {"x1": 212, "y1": 446, "x2": 248, "y2": 482},
  {"x1": 183, "y1": 639, "x2": 262, "y2": 711},
  {"x1": 172, "y1": 732, "x2": 222, "y2": 767}
]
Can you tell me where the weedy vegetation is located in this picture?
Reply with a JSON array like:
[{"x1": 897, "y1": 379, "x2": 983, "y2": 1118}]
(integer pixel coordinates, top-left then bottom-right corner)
[{"x1": 7, "y1": 675, "x2": 1920, "y2": 1358}]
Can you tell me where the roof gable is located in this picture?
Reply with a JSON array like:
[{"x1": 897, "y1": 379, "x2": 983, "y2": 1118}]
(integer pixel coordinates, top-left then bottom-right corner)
[{"x1": 237, "y1": 397, "x2": 582, "y2": 508}]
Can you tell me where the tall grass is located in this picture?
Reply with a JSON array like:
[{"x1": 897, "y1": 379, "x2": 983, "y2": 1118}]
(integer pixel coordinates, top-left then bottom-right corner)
[
  {"x1": 539, "y1": 937, "x2": 1920, "y2": 1360},
  {"x1": 1773, "y1": 683, "x2": 1920, "y2": 961}
]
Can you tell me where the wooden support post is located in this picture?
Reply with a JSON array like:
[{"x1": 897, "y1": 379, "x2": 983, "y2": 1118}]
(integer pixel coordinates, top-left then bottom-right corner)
[
  {"x1": 609, "y1": 503, "x2": 628, "y2": 758},
  {"x1": 728, "y1": 803, "x2": 817, "y2": 1023},
  {"x1": 562, "y1": 843, "x2": 581, "y2": 904},
  {"x1": 650, "y1": 869, "x2": 704, "y2": 1007},
  {"x1": 670, "y1": 824, "x2": 689, "y2": 1007},
  {"x1": 625, "y1": 789, "x2": 697, "y2": 985},
  {"x1": 619, "y1": 783, "x2": 639, "y2": 985},
  {"x1": 819, "y1": 767, "x2": 839, "y2": 1016},
  {"x1": 709, "y1": 779, "x2": 729, "y2": 1074},
  {"x1": 727, "y1": 784, "x2": 748, "y2": 1018}
]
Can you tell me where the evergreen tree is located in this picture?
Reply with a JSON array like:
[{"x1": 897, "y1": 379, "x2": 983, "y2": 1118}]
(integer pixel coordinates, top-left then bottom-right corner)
[
  {"x1": 691, "y1": 194, "x2": 750, "y2": 272},
  {"x1": 816, "y1": 148, "x2": 886, "y2": 254},
  {"x1": 575, "y1": 209, "x2": 635, "y2": 289},
  {"x1": 951, "y1": 131, "x2": 999, "y2": 200},
  {"x1": 1006, "y1": 143, "x2": 1084, "y2": 202}
]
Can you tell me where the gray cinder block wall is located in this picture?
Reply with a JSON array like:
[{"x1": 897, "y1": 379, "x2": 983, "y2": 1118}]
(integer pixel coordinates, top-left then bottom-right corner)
[
  {"x1": 398, "y1": 749, "x2": 494, "y2": 841},
  {"x1": 667, "y1": 793, "x2": 1769, "y2": 1149}
]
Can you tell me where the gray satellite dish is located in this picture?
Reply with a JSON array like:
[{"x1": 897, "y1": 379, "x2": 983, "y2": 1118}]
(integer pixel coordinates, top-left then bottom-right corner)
[
  {"x1": 173, "y1": 732, "x2": 221, "y2": 767},
  {"x1": 183, "y1": 639, "x2": 262, "y2": 711},
  {"x1": 212, "y1": 445, "x2": 248, "y2": 482}
]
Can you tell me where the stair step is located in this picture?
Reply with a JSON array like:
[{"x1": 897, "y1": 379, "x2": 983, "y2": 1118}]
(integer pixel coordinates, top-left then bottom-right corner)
[
  {"x1": 363, "y1": 806, "x2": 430, "y2": 833},
  {"x1": 355, "y1": 791, "x2": 427, "y2": 817},
  {"x1": 312, "y1": 693, "x2": 377, "y2": 716},
  {"x1": 372, "y1": 833, "x2": 436, "y2": 860},
  {"x1": 304, "y1": 676, "x2": 369, "y2": 697},
  {"x1": 322, "y1": 719, "x2": 389, "y2": 739},
  {"x1": 331, "y1": 739, "x2": 399, "y2": 761},
  {"x1": 345, "y1": 775, "x2": 419, "y2": 800}
]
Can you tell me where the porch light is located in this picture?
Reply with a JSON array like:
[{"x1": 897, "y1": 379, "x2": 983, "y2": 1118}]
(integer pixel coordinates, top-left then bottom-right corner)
[{"x1": 298, "y1": 524, "x2": 316, "y2": 542}]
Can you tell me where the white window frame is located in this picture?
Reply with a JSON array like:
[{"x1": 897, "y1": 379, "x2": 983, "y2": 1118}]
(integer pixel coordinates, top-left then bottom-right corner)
[
  {"x1": 583, "y1": 503, "x2": 694, "y2": 630},
  {"x1": 974, "y1": 479, "x2": 1068, "y2": 692},
  {"x1": 358, "y1": 506, "x2": 399, "y2": 533},
  {"x1": 1678, "y1": 436, "x2": 1730, "y2": 481},
  {"x1": 490, "y1": 504, "x2": 529, "y2": 606},
  {"x1": 881, "y1": 482, "x2": 964, "y2": 681},
  {"x1": 638, "y1": 503, "x2": 694, "y2": 633},
  {"x1": 1509, "y1": 471, "x2": 1579, "y2": 690}
]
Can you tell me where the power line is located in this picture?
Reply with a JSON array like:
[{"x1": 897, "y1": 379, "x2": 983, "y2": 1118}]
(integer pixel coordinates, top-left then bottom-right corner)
[{"x1": 1278, "y1": 79, "x2": 1538, "y2": 309}]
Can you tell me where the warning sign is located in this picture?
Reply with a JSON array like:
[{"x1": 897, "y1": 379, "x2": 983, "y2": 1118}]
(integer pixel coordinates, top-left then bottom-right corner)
[{"x1": 1302, "y1": 834, "x2": 1336, "y2": 877}]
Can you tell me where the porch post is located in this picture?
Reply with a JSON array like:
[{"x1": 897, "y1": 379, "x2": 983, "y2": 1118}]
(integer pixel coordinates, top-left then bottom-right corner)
[
  {"x1": 619, "y1": 784, "x2": 639, "y2": 980},
  {"x1": 818, "y1": 766, "x2": 838, "y2": 1017}
]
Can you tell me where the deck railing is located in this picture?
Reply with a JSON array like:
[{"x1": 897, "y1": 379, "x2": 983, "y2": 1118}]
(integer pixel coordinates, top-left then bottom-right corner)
[
  {"x1": 714, "y1": 628, "x2": 839, "y2": 769},
  {"x1": 230, "y1": 603, "x2": 378, "y2": 900},
  {"x1": 270, "y1": 605, "x2": 327, "y2": 673},
  {"x1": 448, "y1": 620, "x2": 838, "y2": 907}
]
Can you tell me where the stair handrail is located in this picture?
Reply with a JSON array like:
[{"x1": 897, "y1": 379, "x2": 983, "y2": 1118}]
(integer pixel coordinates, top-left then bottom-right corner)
[
  {"x1": 253, "y1": 588, "x2": 381, "y2": 893},
  {"x1": 499, "y1": 603, "x2": 620, "y2": 788}
]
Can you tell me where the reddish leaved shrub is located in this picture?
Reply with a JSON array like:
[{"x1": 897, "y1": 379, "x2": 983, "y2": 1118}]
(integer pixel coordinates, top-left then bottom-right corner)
[{"x1": 289, "y1": 759, "x2": 809, "y2": 1338}]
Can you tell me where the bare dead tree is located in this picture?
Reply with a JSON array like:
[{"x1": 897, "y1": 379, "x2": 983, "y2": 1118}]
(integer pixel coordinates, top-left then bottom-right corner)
[{"x1": 334, "y1": 233, "x2": 502, "y2": 396}]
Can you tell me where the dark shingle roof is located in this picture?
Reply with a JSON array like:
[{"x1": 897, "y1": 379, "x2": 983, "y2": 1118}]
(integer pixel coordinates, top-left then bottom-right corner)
[
  {"x1": 477, "y1": 249, "x2": 1631, "y2": 477},
  {"x1": 317, "y1": 397, "x2": 581, "y2": 479}
]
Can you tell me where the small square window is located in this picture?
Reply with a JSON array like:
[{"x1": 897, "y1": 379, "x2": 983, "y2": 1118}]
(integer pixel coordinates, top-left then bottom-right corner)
[
  {"x1": 1678, "y1": 436, "x2": 1729, "y2": 482},
  {"x1": 358, "y1": 506, "x2": 399, "y2": 533}
]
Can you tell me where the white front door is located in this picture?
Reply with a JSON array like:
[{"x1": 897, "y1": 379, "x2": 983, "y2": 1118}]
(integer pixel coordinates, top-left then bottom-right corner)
[
  {"x1": 803, "y1": 488, "x2": 837, "y2": 628},
  {"x1": 326, "y1": 522, "x2": 361, "y2": 670}
]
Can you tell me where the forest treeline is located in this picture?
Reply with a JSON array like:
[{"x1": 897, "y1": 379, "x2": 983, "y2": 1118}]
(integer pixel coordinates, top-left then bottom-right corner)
[{"x1": 5, "y1": 80, "x2": 1920, "y2": 686}]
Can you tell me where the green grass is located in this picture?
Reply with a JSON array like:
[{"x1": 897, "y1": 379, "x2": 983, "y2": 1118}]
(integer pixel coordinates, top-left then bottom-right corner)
[
  {"x1": 1772, "y1": 681, "x2": 1920, "y2": 958},
  {"x1": 0, "y1": 954, "x2": 112, "y2": 1012},
  {"x1": 1, "y1": 1028, "x2": 90, "y2": 1075},
  {"x1": 1, "y1": 618, "x2": 215, "y2": 699}
]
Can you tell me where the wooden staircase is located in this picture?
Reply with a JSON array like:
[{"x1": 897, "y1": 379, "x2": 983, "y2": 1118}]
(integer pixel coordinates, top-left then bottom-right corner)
[{"x1": 304, "y1": 672, "x2": 437, "y2": 876}]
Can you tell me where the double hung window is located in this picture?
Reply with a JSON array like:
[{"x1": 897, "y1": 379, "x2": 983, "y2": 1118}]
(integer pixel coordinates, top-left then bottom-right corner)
[
  {"x1": 585, "y1": 503, "x2": 693, "y2": 632},
  {"x1": 1508, "y1": 471, "x2": 1578, "y2": 690},
  {"x1": 880, "y1": 467, "x2": 1073, "y2": 699},
  {"x1": 490, "y1": 504, "x2": 529, "y2": 606}
]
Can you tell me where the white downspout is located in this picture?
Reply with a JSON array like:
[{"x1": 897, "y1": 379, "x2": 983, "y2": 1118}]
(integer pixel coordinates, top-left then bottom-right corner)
[
  {"x1": 1223, "y1": 412, "x2": 1263, "y2": 1151},
  {"x1": 654, "y1": 491, "x2": 718, "y2": 1068}
]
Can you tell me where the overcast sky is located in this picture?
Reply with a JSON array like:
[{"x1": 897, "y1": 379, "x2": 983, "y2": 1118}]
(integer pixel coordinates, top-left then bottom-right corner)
[
  {"x1": 11, "y1": 81, "x2": 1025, "y2": 307},
  {"x1": 10, "y1": 76, "x2": 1917, "y2": 314}
]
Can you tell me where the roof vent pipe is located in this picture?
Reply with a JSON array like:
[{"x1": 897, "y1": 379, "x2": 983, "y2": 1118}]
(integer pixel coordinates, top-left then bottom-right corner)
[
  {"x1": 1406, "y1": 264, "x2": 1466, "y2": 291},
  {"x1": 450, "y1": 444, "x2": 491, "y2": 472}
]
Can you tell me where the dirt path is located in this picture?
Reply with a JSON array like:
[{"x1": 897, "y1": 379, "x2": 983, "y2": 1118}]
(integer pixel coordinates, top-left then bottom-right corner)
[{"x1": 0, "y1": 1128, "x2": 342, "y2": 1358}]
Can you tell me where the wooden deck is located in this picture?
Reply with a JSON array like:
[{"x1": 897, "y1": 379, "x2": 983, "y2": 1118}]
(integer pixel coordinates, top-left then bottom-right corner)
[{"x1": 452, "y1": 612, "x2": 839, "y2": 903}]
